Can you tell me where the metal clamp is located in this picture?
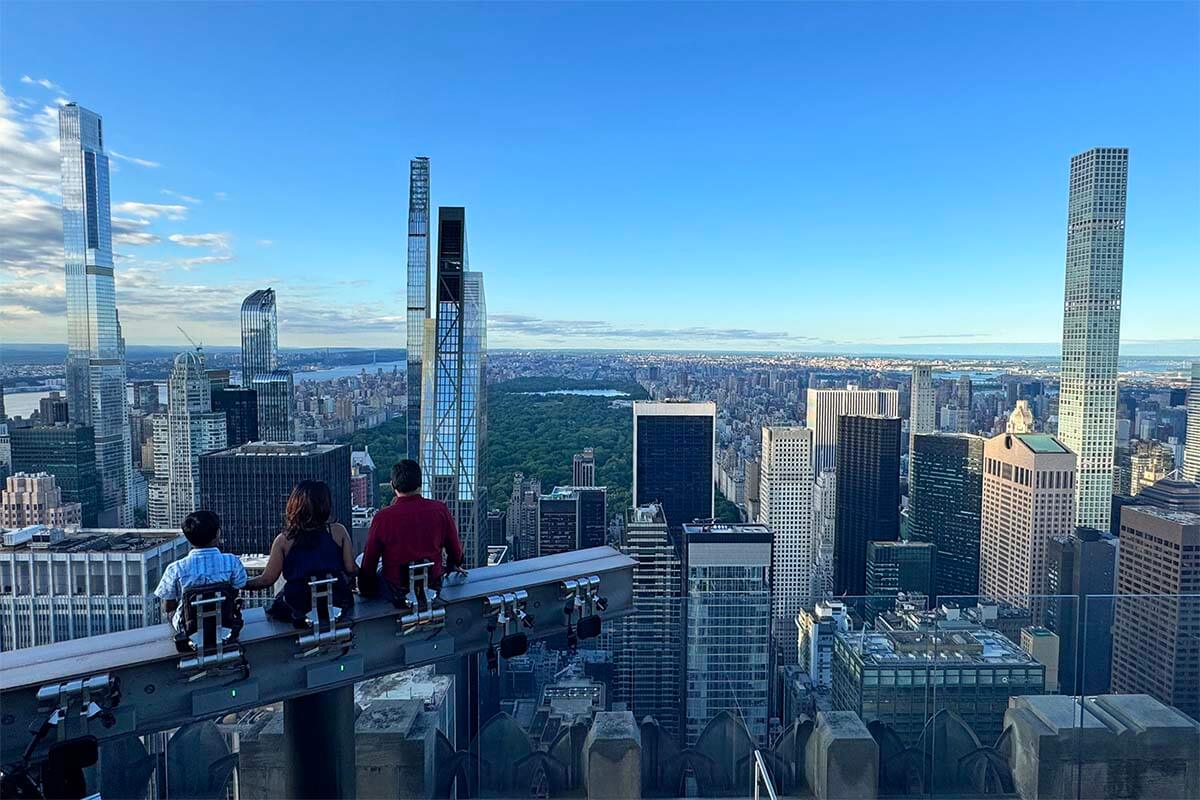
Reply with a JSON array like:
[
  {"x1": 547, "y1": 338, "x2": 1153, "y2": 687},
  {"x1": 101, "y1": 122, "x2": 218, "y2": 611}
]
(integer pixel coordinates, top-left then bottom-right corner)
[
  {"x1": 397, "y1": 562, "x2": 446, "y2": 636},
  {"x1": 35, "y1": 674, "x2": 120, "y2": 740},
  {"x1": 561, "y1": 576, "x2": 607, "y2": 613},
  {"x1": 178, "y1": 594, "x2": 245, "y2": 680},
  {"x1": 297, "y1": 576, "x2": 354, "y2": 656}
]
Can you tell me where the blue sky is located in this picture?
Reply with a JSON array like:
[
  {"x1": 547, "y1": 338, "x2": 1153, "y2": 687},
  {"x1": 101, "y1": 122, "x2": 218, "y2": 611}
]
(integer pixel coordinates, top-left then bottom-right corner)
[{"x1": 2, "y1": 2, "x2": 1197, "y2": 353}]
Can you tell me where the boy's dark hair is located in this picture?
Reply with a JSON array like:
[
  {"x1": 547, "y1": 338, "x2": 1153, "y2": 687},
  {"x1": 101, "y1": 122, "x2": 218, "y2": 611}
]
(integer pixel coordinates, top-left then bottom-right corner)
[
  {"x1": 183, "y1": 510, "x2": 221, "y2": 547},
  {"x1": 391, "y1": 460, "x2": 422, "y2": 494}
]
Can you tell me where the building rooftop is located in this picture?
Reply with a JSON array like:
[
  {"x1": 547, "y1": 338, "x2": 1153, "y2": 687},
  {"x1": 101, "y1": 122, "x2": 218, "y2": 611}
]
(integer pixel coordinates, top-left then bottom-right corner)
[
  {"x1": 1, "y1": 526, "x2": 183, "y2": 553},
  {"x1": 840, "y1": 626, "x2": 1039, "y2": 668},
  {"x1": 206, "y1": 441, "x2": 345, "y2": 457},
  {"x1": 1125, "y1": 505, "x2": 1200, "y2": 526},
  {"x1": 682, "y1": 521, "x2": 772, "y2": 543},
  {"x1": 1012, "y1": 433, "x2": 1069, "y2": 453}
]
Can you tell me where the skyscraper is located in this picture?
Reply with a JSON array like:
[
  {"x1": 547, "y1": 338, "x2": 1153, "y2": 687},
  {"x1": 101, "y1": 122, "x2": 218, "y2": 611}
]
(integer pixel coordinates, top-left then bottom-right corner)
[
  {"x1": 615, "y1": 504, "x2": 683, "y2": 743},
  {"x1": 421, "y1": 207, "x2": 487, "y2": 567},
  {"x1": 979, "y1": 433, "x2": 1076, "y2": 611},
  {"x1": 908, "y1": 365, "x2": 935, "y2": 457},
  {"x1": 406, "y1": 157, "x2": 430, "y2": 461},
  {"x1": 9, "y1": 424, "x2": 100, "y2": 527},
  {"x1": 833, "y1": 415, "x2": 901, "y2": 596},
  {"x1": 955, "y1": 375, "x2": 973, "y2": 432},
  {"x1": 864, "y1": 541, "x2": 936, "y2": 618},
  {"x1": 0, "y1": 472, "x2": 83, "y2": 529},
  {"x1": 1110, "y1": 505, "x2": 1200, "y2": 719},
  {"x1": 148, "y1": 352, "x2": 227, "y2": 529},
  {"x1": 58, "y1": 103, "x2": 134, "y2": 527},
  {"x1": 1044, "y1": 527, "x2": 1116, "y2": 696},
  {"x1": 632, "y1": 401, "x2": 715, "y2": 532},
  {"x1": 682, "y1": 521, "x2": 772, "y2": 746},
  {"x1": 805, "y1": 387, "x2": 899, "y2": 474},
  {"x1": 240, "y1": 289, "x2": 294, "y2": 441},
  {"x1": 1058, "y1": 147, "x2": 1129, "y2": 530},
  {"x1": 572, "y1": 447, "x2": 596, "y2": 487},
  {"x1": 908, "y1": 433, "x2": 984, "y2": 598},
  {"x1": 199, "y1": 442, "x2": 351, "y2": 555},
  {"x1": 1183, "y1": 363, "x2": 1200, "y2": 482},
  {"x1": 211, "y1": 387, "x2": 259, "y2": 447},
  {"x1": 812, "y1": 469, "x2": 836, "y2": 600},
  {"x1": 1007, "y1": 400, "x2": 1034, "y2": 434},
  {"x1": 758, "y1": 427, "x2": 815, "y2": 622},
  {"x1": 38, "y1": 393, "x2": 70, "y2": 425}
]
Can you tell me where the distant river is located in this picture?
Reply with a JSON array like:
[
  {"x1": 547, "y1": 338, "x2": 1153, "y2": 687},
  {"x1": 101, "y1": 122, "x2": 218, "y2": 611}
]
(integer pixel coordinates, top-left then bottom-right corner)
[
  {"x1": 294, "y1": 360, "x2": 407, "y2": 383},
  {"x1": 518, "y1": 389, "x2": 630, "y2": 397},
  {"x1": 4, "y1": 390, "x2": 50, "y2": 419}
]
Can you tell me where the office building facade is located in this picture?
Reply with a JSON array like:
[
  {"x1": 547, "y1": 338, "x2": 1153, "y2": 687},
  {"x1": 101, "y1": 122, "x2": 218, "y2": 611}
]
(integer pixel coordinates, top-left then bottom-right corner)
[
  {"x1": 796, "y1": 600, "x2": 850, "y2": 687},
  {"x1": 1110, "y1": 506, "x2": 1200, "y2": 719},
  {"x1": 865, "y1": 540, "x2": 935, "y2": 617},
  {"x1": 1058, "y1": 148, "x2": 1129, "y2": 531},
  {"x1": 805, "y1": 387, "x2": 899, "y2": 474},
  {"x1": 758, "y1": 426, "x2": 815, "y2": 621},
  {"x1": 211, "y1": 387, "x2": 259, "y2": 448},
  {"x1": 572, "y1": 447, "x2": 596, "y2": 487},
  {"x1": 811, "y1": 469, "x2": 836, "y2": 600},
  {"x1": 39, "y1": 393, "x2": 70, "y2": 425},
  {"x1": 909, "y1": 365, "x2": 936, "y2": 457},
  {"x1": 979, "y1": 433, "x2": 1076, "y2": 610},
  {"x1": 406, "y1": 157, "x2": 430, "y2": 461},
  {"x1": 0, "y1": 473, "x2": 83, "y2": 529},
  {"x1": 9, "y1": 424, "x2": 100, "y2": 527},
  {"x1": 241, "y1": 289, "x2": 294, "y2": 441},
  {"x1": 0, "y1": 527, "x2": 188, "y2": 652},
  {"x1": 633, "y1": 401, "x2": 715, "y2": 532},
  {"x1": 908, "y1": 433, "x2": 984, "y2": 599},
  {"x1": 149, "y1": 351, "x2": 227, "y2": 529},
  {"x1": 536, "y1": 486, "x2": 607, "y2": 556},
  {"x1": 833, "y1": 415, "x2": 901, "y2": 596},
  {"x1": 1184, "y1": 363, "x2": 1200, "y2": 482},
  {"x1": 1044, "y1": 527, "x2": 1116, "y2": 696},
  {"x1": 682, "y1": 521, "x2": 772, "y2": 746},
  {"x1": 506, "y1": 473, "x2": 541, "y2": 561},
  {"x1": 199, "y1": 442, "x2": 351, "y2": 555},
  {"x1": 58, "y1": 103, "x2": 134, "y2": 527},
  {"x1": 421, "y1": 208, "x2": 487, "y2": 567}
]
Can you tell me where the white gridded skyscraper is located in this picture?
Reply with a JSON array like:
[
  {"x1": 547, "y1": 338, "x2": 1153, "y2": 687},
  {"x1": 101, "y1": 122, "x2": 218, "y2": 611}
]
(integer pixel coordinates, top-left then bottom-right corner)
[
  {"x1": 1058, "y1": 147, "x2": 1128, "y2": 530},
  {"x1": 909, "y1": 365, "x2": 936, "y2": 458},
  {"x1": 805, "y1": 386, "x2": 899, "y2": 474},
  {"x1": 59, "y1": 103, "x2": 134, "y2": 527},
  {"x1": 758, "y1": 427, "x2": 815, "y2": 622},
  {"x1": 1183, "y1": 363, "x2": 1200, "y2": 483}
]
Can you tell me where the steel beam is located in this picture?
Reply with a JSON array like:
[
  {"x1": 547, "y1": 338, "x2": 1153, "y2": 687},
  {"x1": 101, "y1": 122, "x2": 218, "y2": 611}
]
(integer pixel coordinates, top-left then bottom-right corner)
[{"x1": 0, "y1": 546, "x2": 634, "y2": 766}]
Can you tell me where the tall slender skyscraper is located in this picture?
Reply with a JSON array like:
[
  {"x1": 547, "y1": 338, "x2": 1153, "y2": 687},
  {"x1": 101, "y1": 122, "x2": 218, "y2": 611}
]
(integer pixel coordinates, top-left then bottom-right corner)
[
  {"x1": 805, "y1": 387, "x2": 899, "y2": 474},
  {"x1": 58, "y1": 103, "x2": 134, "y2": 526},
  {"x1": 759, "y1": 427, "x2": 815, "y2": 621},
  {"x1": 909, "y1": 365, "x2": 936, "y2": 457},
  {"x1": 633, "y1": 401, "x2": 716, "y2": 532},
  {"x1": 833, "y1": 415, "x2": 901, "y2": 596},
  {"x1": 1058, "y1": 147, "x2": 1128, "y2": 530},
  {"x1": 406, "y1": 157, "x2": 431, "y2": 460},
  {"x1": 421, "y1": 207, "x2": 487, "y2": 567},
  {"x1": 1183, "y1": 363, "x2": 1200, "y2": 482},
  {"x1": 572, "y1": 447, "x2": 596, "y2": 487},
  {"x1": 240, "y1": 289, "x2": 293, "y2": 441}
]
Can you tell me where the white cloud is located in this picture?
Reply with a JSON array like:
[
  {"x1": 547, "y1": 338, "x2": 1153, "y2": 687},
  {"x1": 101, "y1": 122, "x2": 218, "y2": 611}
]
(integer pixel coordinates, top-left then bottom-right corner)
[
  {"x1": 169, "y1": 232, "x2": 231, "y2": 249},
  {"x1": 112, "y1": 201, "x2": 189, "y2": 220},
  {"x1": 19, "y1": 75, "x2": 64, "y2": 93},
  {"x1": 256, "y1": 239, "x2": 274, "y2": 246},
  {"x1": 161, "y1": 189, "x2": 200, "y2": 204},
  {"x1": 214, "y1": 191, "x2": 228, "y2": 200},
  {"x1": 0, "y1": 88, "x2": 62, "y2": 194},
  {"x1": 110, "y1": 150, "x2": 161, "y2": 168}
]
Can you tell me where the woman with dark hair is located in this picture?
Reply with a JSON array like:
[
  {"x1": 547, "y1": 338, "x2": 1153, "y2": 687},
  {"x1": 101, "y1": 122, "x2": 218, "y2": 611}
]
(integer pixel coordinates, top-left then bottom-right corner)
[{"x1": 245, "y1": 480, "x2": 358, "y2": 622}]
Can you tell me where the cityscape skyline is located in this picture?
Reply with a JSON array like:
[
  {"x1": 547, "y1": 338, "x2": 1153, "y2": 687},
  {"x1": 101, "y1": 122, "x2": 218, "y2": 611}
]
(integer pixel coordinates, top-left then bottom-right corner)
[{"x1": 2, "y1": 3, "x2": 1198, "y2": 352}]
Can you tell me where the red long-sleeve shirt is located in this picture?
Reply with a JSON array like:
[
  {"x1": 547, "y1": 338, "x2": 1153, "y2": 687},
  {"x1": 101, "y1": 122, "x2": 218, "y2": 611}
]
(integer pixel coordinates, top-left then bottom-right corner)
[{"x1": 359, "y1": 494, "x2": 464, "y2": 595}]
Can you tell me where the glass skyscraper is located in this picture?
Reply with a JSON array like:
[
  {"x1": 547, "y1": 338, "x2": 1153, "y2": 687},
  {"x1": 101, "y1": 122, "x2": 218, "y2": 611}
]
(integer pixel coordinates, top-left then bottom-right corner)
[
  {"x1": 1059, "y1": 147, "x2": 1128, "y2": 530},
  {"x1": 240, "y1": 289, "x2": 293, "y2": 441},
  {"x1": 833, "y1": 415, "x2": 901, "y2": 596},
  {"x1": 908, "y1": 433, "x2": 984, "y2": 598},
  {"x1": 632, "y1": 401, "x2": 716, "y2": 532},
  {"x1": 58, "y1": 103, "x2": 134, "y2": 526},
  {"x1": 421, "y1": 207, "x2": 487, "y2": 567},
  {"x1": 406, "y1": 157, "x2": 431, "y2": 460}
]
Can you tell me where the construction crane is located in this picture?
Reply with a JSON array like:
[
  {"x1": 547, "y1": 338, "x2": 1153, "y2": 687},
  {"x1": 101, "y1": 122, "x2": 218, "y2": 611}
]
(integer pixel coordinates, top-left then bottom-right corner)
[{"x1": 177, "y1": 325, "x2": 203, "y2": 355}]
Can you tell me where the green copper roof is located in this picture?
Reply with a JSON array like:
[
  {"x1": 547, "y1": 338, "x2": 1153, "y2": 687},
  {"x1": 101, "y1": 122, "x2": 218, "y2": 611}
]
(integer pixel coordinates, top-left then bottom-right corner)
[{"x1": 1014, "y1": 434, "x2": 1068, "y2": 453}]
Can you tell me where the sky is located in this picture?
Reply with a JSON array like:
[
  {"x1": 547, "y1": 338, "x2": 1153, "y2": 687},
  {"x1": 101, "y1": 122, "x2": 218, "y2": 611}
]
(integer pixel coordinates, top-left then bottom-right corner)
[{"x1": 1, "y1": 2, "x2": 1198, "y2": 354}]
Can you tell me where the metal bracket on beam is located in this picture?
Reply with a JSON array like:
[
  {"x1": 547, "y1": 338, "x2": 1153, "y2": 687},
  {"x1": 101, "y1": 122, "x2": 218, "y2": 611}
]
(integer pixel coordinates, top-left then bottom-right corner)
[
  {"x1": 396, "y1": 562, "x2": 446, "y2": 636},
  {"x1": 176, "y1": 591, "x2": 247, "y2": 681},
  {"x1": 35, "y1": 673, "x2": 120, "y2": 741},
  {"x1": 297, "y1": 576, "x2": 354, "y2": 657}
]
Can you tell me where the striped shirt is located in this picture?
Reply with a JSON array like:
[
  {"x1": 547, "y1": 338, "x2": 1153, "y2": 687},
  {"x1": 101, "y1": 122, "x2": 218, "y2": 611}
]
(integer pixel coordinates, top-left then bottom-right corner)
[{"x1": 155, "y1": 547, "x2": 247, "y2": 602}]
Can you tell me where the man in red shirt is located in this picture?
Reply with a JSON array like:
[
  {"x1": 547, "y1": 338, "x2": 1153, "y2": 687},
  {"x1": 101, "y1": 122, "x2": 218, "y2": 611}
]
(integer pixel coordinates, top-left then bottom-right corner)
[{"x1": 359, "y1": 460, "x2": 466, "y2": 599}]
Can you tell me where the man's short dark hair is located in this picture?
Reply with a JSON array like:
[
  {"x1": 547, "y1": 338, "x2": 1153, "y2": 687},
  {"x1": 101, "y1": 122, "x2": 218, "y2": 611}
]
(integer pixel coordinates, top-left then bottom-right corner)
[
  {"x1": 391, "y1": 460, "x2": 421, "y2": 494},
  {"x1": 183, "y1": 510, "x2": 221, "y2": 547}
]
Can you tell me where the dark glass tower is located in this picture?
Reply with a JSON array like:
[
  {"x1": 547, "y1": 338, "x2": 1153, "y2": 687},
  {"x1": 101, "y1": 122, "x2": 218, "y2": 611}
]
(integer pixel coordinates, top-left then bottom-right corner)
[
  {"x1": 9, "y1": 424, "x2": 100, "y2": 527},
  {"x1": 633, "y1": 401, "x2": 715, "y2": 532},
  {"x1": 406, "y1": 158, "x2": 430, "y2": 461},
  {"x1": 211, "y1": 387, "x2": 259, "y2": 448},
  {"x1": 198, "y1": 442, "x2": 351, "y2": 555},
  {"x1": 240, "y1": 289, "x2": 293, "y2": 441},
  {"x1": 908, "y1": 433, "x2": 984, "y2": 598},
  {"x1": 535, "y1": 486, "x2": 608, "y2": 556},
  {"x1": 865, "y1": 541, "x2": 936, "y2": 618},
  {"x1": 834, "y1": 415, "x2": 900, "y2": 596},
  {"x1": 1045, "y1": 527, "x2": 1116, "y2": 695}
]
